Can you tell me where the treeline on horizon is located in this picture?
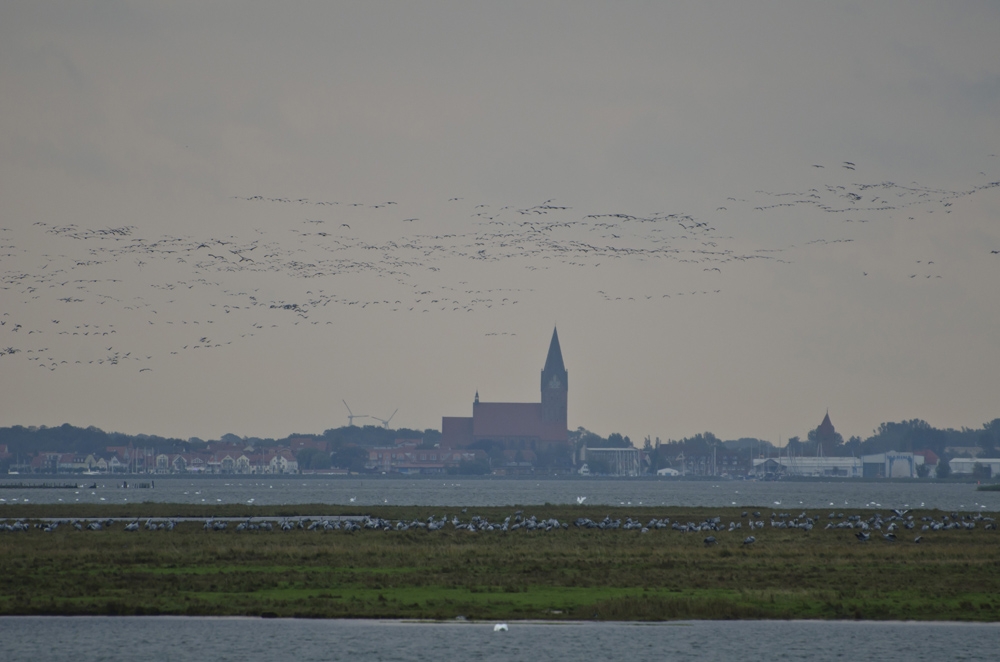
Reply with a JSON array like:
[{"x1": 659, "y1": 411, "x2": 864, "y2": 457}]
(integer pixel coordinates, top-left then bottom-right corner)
[
  {"x1": 571, "y1": 419, "x2": 1000, "y2": 476},
  {"x1": 2, "y1": 417, "x2": 999, "y2": 473},
  {"x1": 0, "y1": 424, "x2": 441, "y2": 473}
]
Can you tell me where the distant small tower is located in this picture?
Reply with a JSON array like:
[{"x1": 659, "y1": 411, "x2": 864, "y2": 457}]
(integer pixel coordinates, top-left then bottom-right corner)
[
  {"x1": 815, "y1": 410, "x2": 840, "y2": 457},
  {"x1": 817, "y1": 410, "x2": 835, "y2": 438},
  {"x1": 540, "y1": 327, "x2": 568, "y2": 426}
]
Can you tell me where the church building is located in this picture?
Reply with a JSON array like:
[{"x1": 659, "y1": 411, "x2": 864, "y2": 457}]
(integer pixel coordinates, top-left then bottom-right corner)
[{"x1": 441, "y1": 328, "x2": 569, "y2": 454}]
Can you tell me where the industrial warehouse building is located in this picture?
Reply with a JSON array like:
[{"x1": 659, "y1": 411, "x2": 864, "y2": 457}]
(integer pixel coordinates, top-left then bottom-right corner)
[
  {"x1": 753, "y1": 456, "x2": 862, "y2": 478},
  {"x1": 579, "y1": 447, "x2": 641, "y2": 477},
  {"x1": 753, "y1": 452, "x2": 924, "y2": 478},
  {"x1": 950, "y1": 457, "x2": 1000, "y2": 477}
]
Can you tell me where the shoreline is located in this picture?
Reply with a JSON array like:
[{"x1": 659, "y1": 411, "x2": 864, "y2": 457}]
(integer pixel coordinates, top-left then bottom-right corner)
[{"x1": 2, "y1": 614, "x2": 1000, "y2": 626}]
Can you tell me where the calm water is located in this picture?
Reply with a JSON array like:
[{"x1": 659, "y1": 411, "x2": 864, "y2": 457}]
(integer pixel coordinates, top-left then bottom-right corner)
[
  {"x1": 1, "y1": 475, "x2": 998, "y2": 512},
  {"x1": 0, "y1": 617, "x2": 997, "y2": 662}
]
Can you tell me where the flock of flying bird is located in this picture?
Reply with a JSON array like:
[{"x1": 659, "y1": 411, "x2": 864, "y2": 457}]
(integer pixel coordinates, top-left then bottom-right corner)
[{"x1": 1, "y1": 161, "x2": 997, "y2": 374}]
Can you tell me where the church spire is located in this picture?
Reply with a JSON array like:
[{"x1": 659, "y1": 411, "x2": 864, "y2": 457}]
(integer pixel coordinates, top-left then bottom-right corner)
[
  {"x1": 820, "y1": 410, "x2": 833, "y2": 431},
  {"x1": 543, "y1": 327, "x2": 565, "y2": 375},
  {"x1": 541, "y1": 327, "x2": 568, "y2": 424}
]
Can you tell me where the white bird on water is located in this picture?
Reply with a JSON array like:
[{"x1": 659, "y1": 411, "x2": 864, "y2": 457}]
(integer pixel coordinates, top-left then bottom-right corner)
[
  {"x1": 576, "y1": 496, "x2": 586, "y2": 504},
  {"x1": 494, "y1": 623, "x2": 508, "y2": 632}
]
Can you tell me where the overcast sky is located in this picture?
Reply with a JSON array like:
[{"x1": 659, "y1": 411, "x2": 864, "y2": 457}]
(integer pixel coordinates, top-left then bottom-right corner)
[{"x1": 2, "y1": 1, "x2": 999, "y2": 444}]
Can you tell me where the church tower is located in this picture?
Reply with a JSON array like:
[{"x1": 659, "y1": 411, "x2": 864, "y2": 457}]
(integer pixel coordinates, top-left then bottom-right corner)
[{"x1": 540, "y1": 327, "x2": 568, "y2": 425}]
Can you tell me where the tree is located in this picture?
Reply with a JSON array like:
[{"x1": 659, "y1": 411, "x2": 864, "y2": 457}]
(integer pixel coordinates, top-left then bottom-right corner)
[
  {"x1": 331, "y1": 445, "x2": 368, "y2": 473},
  {"x1": 605, "y1": 433, "x2": 633, "y2": 449},
  {"x1": 862, "y1": 419, "x2": 949, "y2": 457},
  {"x1": 807, "y1": 418, "x2": 843, "y2": 457},
  {"x1": 570, "y1": 427, "x2": 605, "y2": 447},
  {"x1": 465, "y1": 439, "x2": 505, "y2": 467},
  {"x1": 421, "y1": 428, "x2": 442, "y2": 446},
  {"x1": 296, "y1": 447, "x2": 332, "y2": 470},
  {"x1": 979, "y1": 420, "x2": 1000, "y2": 458},
  {"x1": 587, "y1": 457, "x2": 612, "y2": 475},
  {"x1": 935, "y1": 458, "x2": 951, "y2": 479},
  {"x1": 647, "y1": 437, "x2": 675, "y2": 471},
  {"x1": 535, "y1": 445, "x2": 572, "y2": 471},
  {"x1": 972, "y1": 463, "x2": 992, "y2": 480}
]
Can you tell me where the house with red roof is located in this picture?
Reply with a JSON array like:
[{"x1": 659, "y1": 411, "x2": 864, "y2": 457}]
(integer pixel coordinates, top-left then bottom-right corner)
[
  {"x1": 913, "y1": 449, "x2": 939, "y2": 468},
  {"x1": 367, "y1": 441, "x2": 481, "y2": 474}
]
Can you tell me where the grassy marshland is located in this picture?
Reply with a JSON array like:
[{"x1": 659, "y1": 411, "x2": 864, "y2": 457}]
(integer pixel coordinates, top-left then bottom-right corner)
[{"x1": 1, "y1": 504, "x2": 998, "y2": 621}]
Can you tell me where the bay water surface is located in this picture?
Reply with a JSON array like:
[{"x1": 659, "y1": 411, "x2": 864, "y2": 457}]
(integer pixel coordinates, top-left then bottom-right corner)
[
  {"x1": 1, "y1": 616, "x2": 996, "y2": 662},
  {"x1": 1, "y1": 475, "x2": 998, "y2": 512}
]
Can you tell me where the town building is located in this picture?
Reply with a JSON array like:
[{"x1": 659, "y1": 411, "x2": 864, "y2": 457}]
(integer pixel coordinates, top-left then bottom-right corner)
[
  {"x1": 814, "y1": 410, "x2": 841, "y2": 457},
  {"x1": 752, "y1": 452, "x2": 924, "y2": 478},
  {"x1": 950, "y1": 457, "x2": 1000, "y2": 477},
  {"x1": 753, "y1": 456, "x2": 863, "y2": 478},
  {"x1": 862, "y1": 452, "x2": 921, "y2": 478},
  {"x1": 913, "y1": 449, "x2": 939, "y2": 470},
  {"x1": 441, "y1": 328, "x2": 570, "y2": 459},
  {"x1": 365, "y1": 439, "x2": 482, "y2": 474},
  {"x1": 580, "y1": 447, "x2": 641, "y2": 476}
]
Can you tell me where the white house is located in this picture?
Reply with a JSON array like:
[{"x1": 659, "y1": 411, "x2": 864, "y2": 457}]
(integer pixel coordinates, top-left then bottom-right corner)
[{"x1": 950, "y1": 458, "x2": 1000, "y2": 476}]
